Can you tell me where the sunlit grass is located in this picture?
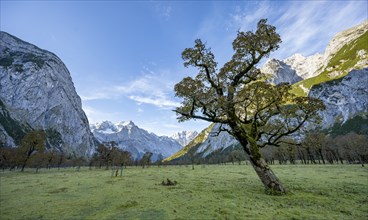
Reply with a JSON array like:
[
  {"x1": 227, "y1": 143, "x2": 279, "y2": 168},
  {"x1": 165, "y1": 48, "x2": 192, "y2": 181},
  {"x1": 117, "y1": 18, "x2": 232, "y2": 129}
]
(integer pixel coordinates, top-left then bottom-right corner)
[{"x1": 0, "y1": 164, "x2": 367, "y2": 219}]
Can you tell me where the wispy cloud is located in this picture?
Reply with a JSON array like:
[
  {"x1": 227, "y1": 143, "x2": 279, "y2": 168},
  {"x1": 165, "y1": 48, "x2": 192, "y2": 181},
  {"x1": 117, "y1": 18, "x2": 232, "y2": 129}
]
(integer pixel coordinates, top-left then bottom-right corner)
[
  {"x1": 129, "y1": 95, "x2": 179, "y2": 109},
  {"x1": 232, "y1": 1, "x2": 270, "y2": 29},
  {"x1": 155, "y1": 3, "x2": 172, "y2": 20},
  {"x1": 229, "y1": 0, "x2": 367, "y2": 59},
  {"x1": 82, "y1": 105, "x2": 122, "y2": 124},
  {"x1": 80, "y1": 67, "x2": 180, "y2": 109}
]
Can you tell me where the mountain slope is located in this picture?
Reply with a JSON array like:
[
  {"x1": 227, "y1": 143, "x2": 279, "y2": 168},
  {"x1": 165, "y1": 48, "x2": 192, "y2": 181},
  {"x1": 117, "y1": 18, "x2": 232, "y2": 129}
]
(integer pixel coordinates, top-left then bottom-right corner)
[
  {"x1": 309, "y1": 68, "x2": 368, "y2": 128},
  {"x1": 164, "y1": 124, "x2": 215, "y2": 161},
  {"x1": 262, "y1": 21, "x2": 367, "y2": 95},
  {"x1": 91, "y1": 121, "x2": 182, "y2": 161},
  {"x1": 0, "y1": 31, "x2": 95, "y2": 157},
  {"x1": 291, "y1": 21, "x2": 368, "y2": 96}
]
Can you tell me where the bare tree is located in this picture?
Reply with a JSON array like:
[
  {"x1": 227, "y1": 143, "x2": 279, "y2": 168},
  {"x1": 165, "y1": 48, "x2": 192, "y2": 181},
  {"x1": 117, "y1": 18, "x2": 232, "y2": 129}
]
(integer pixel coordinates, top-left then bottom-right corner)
[
  {"x1": 302, "y1": 132, "x2": 327, "y2": 164},
  {"x1": 336, "y1": 132, "x2": 367, "y2": 167},
  {"x1": 17, "y1": 130, "x2": 46, "y2": 172},
  {"x1": 140, "y1": 152, "x2": 153, "y2": 169}
]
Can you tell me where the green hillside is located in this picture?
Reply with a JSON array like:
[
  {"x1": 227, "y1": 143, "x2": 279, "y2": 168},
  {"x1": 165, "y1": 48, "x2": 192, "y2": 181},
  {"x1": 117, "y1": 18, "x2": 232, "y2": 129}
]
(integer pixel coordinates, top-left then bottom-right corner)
[
  {"x1": 291, "y1": 31, "x2": 368, "y2": 96},
  {"x1": 164, "y1": 123, "x2": 215, "y2": 162}
]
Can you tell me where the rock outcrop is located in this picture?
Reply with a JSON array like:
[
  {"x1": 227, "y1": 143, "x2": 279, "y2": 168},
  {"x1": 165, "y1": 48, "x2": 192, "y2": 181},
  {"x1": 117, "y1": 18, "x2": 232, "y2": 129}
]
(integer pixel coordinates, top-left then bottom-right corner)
[
  {"x1": 261, "y1": 59, "x2": 303, "y2": 85},
  {"x1": 309, "y1": 68, "x2": 368, "y2": 127},
  {"x1": 0, "y1": 31, "x2": 95, "y2": 157}
]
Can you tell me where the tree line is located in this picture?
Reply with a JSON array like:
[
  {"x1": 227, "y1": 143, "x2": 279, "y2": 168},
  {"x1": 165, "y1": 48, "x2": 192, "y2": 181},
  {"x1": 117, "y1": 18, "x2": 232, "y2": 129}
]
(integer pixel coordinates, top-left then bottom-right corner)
[
  {"x1": 169, "y1": 131, "x2": 367, "y2": 167},
  {"x1": 262, "y1": 132, "x2": 368, "y2": 167},
  {"x1": 0, "y1": 131, "x2": 161, "y2": 173}
]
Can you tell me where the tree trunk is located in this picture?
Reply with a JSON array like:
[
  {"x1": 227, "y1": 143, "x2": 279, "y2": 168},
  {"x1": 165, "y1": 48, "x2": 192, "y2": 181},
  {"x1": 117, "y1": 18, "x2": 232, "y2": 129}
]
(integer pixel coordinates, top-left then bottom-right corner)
[
  {"x1": 111, "y1": 166, "x2": 115, "y2": 177},
  {"x1": 233, "y1": 129, "x2": 287, "y2": 195},
  {"x1": 115, "y1": 169, "x2": 119, "y2": 177},
  {"x1": 249, "y1": 157, "x2": 286, "y2": 194},
  {"x1": 318, "y1": 150, "x2": 325, "y2": 164}
]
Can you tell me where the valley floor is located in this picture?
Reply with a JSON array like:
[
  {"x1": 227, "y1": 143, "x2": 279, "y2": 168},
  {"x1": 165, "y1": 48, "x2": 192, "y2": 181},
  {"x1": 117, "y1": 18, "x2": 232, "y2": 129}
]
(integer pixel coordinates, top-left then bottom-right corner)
[{"x1": 0, "y1": 164, "x2": 367, "y2": 220}]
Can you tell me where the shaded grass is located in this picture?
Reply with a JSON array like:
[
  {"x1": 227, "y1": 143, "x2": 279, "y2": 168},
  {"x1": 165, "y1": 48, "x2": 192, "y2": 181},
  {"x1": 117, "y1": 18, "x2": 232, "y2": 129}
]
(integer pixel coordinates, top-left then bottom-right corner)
[{"x1": 0, "y1": 164, "x2": 367, "y2": 219}]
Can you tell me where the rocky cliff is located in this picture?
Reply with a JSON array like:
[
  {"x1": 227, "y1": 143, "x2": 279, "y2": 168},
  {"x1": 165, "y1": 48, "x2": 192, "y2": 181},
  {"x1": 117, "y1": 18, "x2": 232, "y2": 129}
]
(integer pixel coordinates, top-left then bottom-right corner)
[
  {"x1": 0, "y1": 31, "x2": 95, "y2": 157},
  {"x1": 309, "y1": 68, "x2": 368, "y2": 128}
]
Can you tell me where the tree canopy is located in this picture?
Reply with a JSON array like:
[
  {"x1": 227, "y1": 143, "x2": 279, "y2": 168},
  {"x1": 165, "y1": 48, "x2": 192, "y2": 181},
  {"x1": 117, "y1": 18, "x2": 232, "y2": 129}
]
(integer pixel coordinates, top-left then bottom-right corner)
[{"x1": 174, "y1": 19, "x2": 325, "y2": 194}]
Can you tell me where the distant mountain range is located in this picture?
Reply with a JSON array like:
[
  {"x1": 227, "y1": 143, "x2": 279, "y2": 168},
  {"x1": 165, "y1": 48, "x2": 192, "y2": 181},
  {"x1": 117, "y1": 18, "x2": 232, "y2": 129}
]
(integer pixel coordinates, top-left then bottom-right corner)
[
  {"x1": 90, "y1": 121, "x2": 197, "y2": 161},
  {"x1": 167, "y1": 20, "x2": 368, "y2": 162}
]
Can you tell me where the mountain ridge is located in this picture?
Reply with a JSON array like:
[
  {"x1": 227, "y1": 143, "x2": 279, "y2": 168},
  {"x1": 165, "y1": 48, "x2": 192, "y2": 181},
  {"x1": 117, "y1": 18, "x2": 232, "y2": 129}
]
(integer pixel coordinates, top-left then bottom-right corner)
[{"x1": 90, "y1": 120, "x2": 183, "y2": 161}]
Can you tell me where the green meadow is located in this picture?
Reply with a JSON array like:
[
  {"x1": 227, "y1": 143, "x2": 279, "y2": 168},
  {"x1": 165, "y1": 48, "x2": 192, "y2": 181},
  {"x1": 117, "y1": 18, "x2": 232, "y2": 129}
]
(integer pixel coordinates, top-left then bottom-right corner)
[{"x1": 0, "y1": 164, "x2": 367, "y2": 220}]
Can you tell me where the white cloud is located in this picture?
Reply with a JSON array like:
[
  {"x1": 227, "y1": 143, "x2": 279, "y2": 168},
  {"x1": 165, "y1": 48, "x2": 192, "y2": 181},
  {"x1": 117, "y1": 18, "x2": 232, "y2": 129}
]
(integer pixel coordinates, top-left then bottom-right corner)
[
  {"x1": 129, "y1": 95, "x2": 180, "y2": 108},
  {"x1": 229, "y1": 0, "x2": 368, "y2": 60},
  {"x1": 79, "y1": 66, "x2": 180, "y2": 110}
]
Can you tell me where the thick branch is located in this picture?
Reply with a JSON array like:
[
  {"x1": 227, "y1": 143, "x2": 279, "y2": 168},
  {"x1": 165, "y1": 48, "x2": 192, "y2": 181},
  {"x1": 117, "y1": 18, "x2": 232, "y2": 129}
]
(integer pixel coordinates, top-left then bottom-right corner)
[
  {"x1": 196, "y1": 63, "x2": 223, "y2": 96},
  {"x1": 174, "y1": 110, "x2": 228, "y2": 124}
]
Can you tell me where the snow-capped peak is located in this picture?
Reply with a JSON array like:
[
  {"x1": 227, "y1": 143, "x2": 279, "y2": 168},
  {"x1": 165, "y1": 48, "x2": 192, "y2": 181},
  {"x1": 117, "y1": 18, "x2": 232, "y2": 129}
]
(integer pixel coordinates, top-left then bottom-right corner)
[
  {"x1": 90, "y1": 120, "x2": 183, "y2": 160},
  {"x1": 171, "y1": 131, "x2": 199, "y2": 147},
  {"x1": 115, "y1": 120, "x2": 135, "y2": 131},
  {"x1": 92, "y1": 121, "x2": 118, "y2": 134}
]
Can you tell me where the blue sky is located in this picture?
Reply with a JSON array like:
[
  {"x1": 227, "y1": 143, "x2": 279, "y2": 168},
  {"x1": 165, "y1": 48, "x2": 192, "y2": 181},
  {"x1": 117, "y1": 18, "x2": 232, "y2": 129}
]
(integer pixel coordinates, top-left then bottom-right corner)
[{"x1": 1, "y1": 1, "x2": 367, "y2": 136}]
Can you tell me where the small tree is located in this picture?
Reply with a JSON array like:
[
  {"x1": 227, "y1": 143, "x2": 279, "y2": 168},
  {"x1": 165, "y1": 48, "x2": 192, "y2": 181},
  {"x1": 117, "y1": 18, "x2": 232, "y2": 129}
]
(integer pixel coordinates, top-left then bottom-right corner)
[
  {"x1": 336, "y1": 132, "x2": 367, "y2": 167},
  {"x1": 302, "y1": 132, "x2": 327, "y2": 164},
  {"x1": 140, "y1": 152, "x2": 153, "y2": 168},
  {"x1": 0, "y1": 147, "x2": 17, "y2": 170},
  {"x1": 28, "y1": 152, "x2": 47, "y2": 173},
  {"x1": 111, "y1": 147, "x2": 132, "y2": 176},
  {"x1": 96, "y1": 143, "x2": 114, "y2": 169},
  {"x1": 174, "y1": 19, "x2": 324, "y2": 194},
  {"x1": 55, "y1": 152, "x2": 65, "y2": 169},
  {"x1": 186, "y1": 148, "x2": 196, "y2": 170},
  {"x1": 156, "y1": 154, "x2": 164, "y2": 167},
  {"x1": 17, "y1": 130, "x2": 46, "y2": 172}
]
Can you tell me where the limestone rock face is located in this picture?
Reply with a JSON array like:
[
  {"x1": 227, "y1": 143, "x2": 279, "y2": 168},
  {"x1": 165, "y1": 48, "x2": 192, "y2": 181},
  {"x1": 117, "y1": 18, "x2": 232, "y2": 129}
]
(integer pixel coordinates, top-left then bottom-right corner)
[
  {"x1": 309, "y1": 68, "x2": 368, "y2": 127},
  {"x1": 261, "y1": 59, "x2": 303, "y2": 85},
  {"x1": 0, "y1": 31, "x2": 95, "y2": 157},
  {"x1": 284, "y1": 53, "x2": 324, "y2": 79}
]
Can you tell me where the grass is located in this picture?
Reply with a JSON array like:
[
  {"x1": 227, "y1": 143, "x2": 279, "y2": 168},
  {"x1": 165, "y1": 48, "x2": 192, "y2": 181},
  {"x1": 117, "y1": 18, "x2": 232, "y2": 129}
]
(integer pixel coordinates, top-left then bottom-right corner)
[{"x1": 0, "y1": 164, "x2": 367, "y2": 219}]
